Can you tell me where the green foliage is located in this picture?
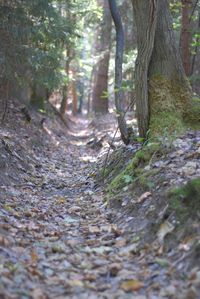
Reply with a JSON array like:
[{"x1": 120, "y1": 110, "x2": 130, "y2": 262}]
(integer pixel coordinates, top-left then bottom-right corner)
[
  {"x1": 170, "y1": 1, "x2": 181, "y2": 31},
  {"x1": 0, "y1": 0, "x2": 76, "y2": 92}
]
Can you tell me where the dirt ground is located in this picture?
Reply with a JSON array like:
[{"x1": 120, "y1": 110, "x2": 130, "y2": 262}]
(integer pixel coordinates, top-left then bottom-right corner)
[{"x1": 0, "y1": 100, "x2": 200, "y2": 299}]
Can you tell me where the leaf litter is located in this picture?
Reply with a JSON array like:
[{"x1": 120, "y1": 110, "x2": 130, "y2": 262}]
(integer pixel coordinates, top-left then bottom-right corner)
[{"x1": 0, "y1": 101, "x2": 200, "y2": 298}]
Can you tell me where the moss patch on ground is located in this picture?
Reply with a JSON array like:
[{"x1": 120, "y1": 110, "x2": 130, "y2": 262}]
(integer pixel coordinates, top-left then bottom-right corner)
[
  {"x1": 107, "y1": 142, "x2": 162, "y2": 197},
  {"x1": 184, "y1": 97, "x2": 200, "y2": 129},
  {"x1": 167, "y1": 177, "x2": 200, "y2": 223}
]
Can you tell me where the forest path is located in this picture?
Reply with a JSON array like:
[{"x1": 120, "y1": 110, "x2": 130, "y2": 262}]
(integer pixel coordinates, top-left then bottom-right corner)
[
  {"x1": 0, "y1": 114, "x2": 197, "y2": 299},
  {"x1": 0, "y1": 116, "x2": 143, "y2": 299}
]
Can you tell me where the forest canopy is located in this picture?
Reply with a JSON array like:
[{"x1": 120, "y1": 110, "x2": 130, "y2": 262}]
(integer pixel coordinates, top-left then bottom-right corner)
[{"x1": 0, "y1": 0, "x2": 200, "y2": 136}]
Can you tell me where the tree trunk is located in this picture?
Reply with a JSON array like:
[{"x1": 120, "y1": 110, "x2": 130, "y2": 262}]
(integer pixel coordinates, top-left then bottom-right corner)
[
  {"x1": 132, "y1": 0, "x2": 158, "y2": 137},
  {"x1": 71, "y1": 79, "x2": 78, "y2": 116},
  {"x1": 132, "y1": 0, "x2": 198, "y2": 137},
  {"x1": 180, "y1": 0, "x2": 193, "y2": 76},
  {"x1": 109, "y1": 0, "x2": 130, "y2": 144},
  {"x1": 191, "y1": 6, "x2": 200, "y2": 94},
  {"x1": 92, "y1": 0, "x2": 111, "y2": 114},
  {"x1": 60, "y1": 48, "x2": 71, "y2": 117}
]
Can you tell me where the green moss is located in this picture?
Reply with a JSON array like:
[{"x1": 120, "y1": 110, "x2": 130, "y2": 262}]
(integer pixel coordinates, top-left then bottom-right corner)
[
  {"x1": 108, "y1": 161, "x2": 133, "y2": 196},
  {"x1": 107, "y1": 143, "x2": 162, "y2": 196},
  {"x1": 184, "y1": 97, "x2": 200, "y2": 128},
  {"x1": 132, "y1": 142, "x2": 161, "y2": 167},
  {"x1": 149, "y1": 111, "x2": 185, "y2": 137},
  {"x1": 149, "y1": 76, "x2": 200, "y2": 137},
  {"x1": 133, "y1": 168, "x2": 160, "y2": 190},
  {"x1": 168, "y1": 177, "x2": 200, "y2": 223}
]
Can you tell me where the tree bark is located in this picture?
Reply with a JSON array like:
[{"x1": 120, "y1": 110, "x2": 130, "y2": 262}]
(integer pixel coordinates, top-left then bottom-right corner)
[
  {"x1": 71, "y1": 78, "x2": 78, "y2": 116},
  {"x1": 180, "y1": 0, "x2": 193, "y2": 76},
  {"x1": 191, "y1": 6, "x2": 200, "y2": 79},
  {"x1": 60, "y1": 47, "x2": 71, "y2": 117},
  {"x1": 109, "y1": 0, "x2": 130, "y2": 144},
  {"x1": 92, "y1": 0, "x2": 111, "y2": 114},
  {"x1": 132, "y1": 0, "x2": 158, "y2": 137},
  {"x1": 132, "y1": 0, "x2": 196, "y2": 137}
]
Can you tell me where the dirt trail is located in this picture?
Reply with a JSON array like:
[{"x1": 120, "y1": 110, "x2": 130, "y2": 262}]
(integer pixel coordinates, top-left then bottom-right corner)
[{"x1": 0, "y1": 113, "x2": 199, "y2": 299}]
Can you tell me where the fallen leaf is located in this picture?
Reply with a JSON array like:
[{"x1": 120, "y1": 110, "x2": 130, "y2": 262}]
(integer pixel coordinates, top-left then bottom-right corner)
[
  {"x1": 157, "y1": 220, "x2": 175, "y2": 243},
  {"x1": 84, "y1": 246, "x2": 113, "y2": 254},
  {"x1": 121, "y1": 280, "x2": 144, "y2": 292},
  {"x1": 119, "y1": 243, "x2": 138, "y2": 255},
  {"x1": 137, "y1": 192, "x2": 152, "y2": 203},
  {"x1": 111, "y1": 224, "x2": 122, "y2": 237},
  {"x1": 88, "y1": 226, "x2": 100, "y2": 234},
  {"x1": 0, "y1": 235, "x2": 10, "y2": 246},
  {"x1": 68, "y1": 279, "x2": 84, "y2": 288},
  {"x1": 68, "y1": 206, "x2": 82, "y2": 214},
  {"x1": 109, "y1": 263, "x2": 122, "y2": 276},
  {"x1": 31, "y1": 288, "x2": 46, "y2": 299},
  {"x1": 30, "y1": 249, "x2": 38, "y2": 264},
  {"x1": 155, "y1": 258, "x2": 170, "y2": 267},
  {"x1": 115, "y1": 238, "x2": 127, "y2": 247}
]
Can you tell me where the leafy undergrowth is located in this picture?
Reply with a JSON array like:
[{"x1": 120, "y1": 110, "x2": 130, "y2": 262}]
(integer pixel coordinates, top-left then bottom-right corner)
[{"x1": 0, "y1": 100, "x2": 200, "y2": 298}]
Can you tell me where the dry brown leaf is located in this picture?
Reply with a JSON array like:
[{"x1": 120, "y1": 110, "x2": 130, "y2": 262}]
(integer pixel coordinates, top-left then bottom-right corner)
[
  {"x1": 121, "y1": 280, "x2": 144, "y2": 292},
  {"x1": 68, "y1": 205, "x2": 82, "y2": 214},
  {"x1": 0, "y1": 235, "x2": 10, "y2": 246},
  {"x1": 109, "y1": 263, "x2": 122, "y2": 276},
  {"x1": 66, "y1": 239, "x2": 80, "y2": 247},
  {"x1": 137, "y1": 192, "x2": 151, "y2": 203},
  {"x1": 31, "y1": 288, "x2": 47, "y2": 299},
  {"x1": 68, "y1": 279, "x2": 84, "y2": 288},
  {"x1": 30, "y1": 249, "x2": 39, "y2": 264},
  {"x1": 111, "y1": 224, "x2": 122, "y2": 237},
  {"x1": 157, "y1": 220, "x2": 175, "y2": 243},
  {"x1": 88, "y1": 226, "x2": 100, "y2": 234},
  {"x1": 115, "y1": 238, "x2": 127, "y2": 247}
]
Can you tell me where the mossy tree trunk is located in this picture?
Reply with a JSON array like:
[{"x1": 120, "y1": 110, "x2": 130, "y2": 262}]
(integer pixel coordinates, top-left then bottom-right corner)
[{"x1": 132, "y1": 0, "x2": 198, "y2": 137}]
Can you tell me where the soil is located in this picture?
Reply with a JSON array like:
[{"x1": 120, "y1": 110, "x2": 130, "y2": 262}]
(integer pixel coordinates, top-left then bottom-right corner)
[{"x1": 0, "y1": 99, "x2": 200, "y2": 299}]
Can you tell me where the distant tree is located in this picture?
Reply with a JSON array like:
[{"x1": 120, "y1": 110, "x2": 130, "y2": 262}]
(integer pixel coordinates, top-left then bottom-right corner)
[
  {"x1": 0, "y1": 0, "x2": 75, "y2": 113},
  {"x1": 91, "y1": 0, "x2": 112, "y2": 114},
  {"x1": 180, "y1": 0, "x2": 193, "y2": 76}
]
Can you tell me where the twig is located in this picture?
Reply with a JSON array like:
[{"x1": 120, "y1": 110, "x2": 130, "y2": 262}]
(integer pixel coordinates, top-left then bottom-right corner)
[
  {"x1": 48, "y1": 100, "x2": 69, "y2": 128},
  {"x1": 1, "y1": 81, "x2": 9, "y2": 125},
  {"x1": 189, "y1": 0, "x2": 199, "y2": 24},
  {"x1": 102, "y1": 99, "x2": 135, "y2": 181}
]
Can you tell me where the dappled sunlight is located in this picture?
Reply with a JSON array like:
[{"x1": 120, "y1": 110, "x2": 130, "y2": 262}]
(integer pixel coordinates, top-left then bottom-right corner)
[
  {"x1": 42, "y1": 123, "x2": 60, "y2": 147},
  {"x1": 1, "y1": 0, "x2": 200, "y2": 298},
  {"x1": 79, "y1": 155, "x2": 97, "y2": 163}
]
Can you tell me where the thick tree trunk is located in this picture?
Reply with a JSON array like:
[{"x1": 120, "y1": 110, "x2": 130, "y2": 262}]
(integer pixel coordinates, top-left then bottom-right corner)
[
  {"x1": 109, "y1": 0, "x2": 130, "y2": 144},
  {"x1": 191, "y1": 6, "x2": 200, "y2": 94},
  {"x1": 92, "y1": 0, "x2": 111, "y2": 114},
  {"x1": 148, "y1": 0, "x2": 193, "y2": 135},
  {"x1": 180, "y1": 0, "x2": 193, "y2": 76},
  {"x1": 132, "y1": 0, "x2": 158, "y2": 137},
  {"x1": 132, "y1": 0, "x2": 197, "y2": 137}
]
